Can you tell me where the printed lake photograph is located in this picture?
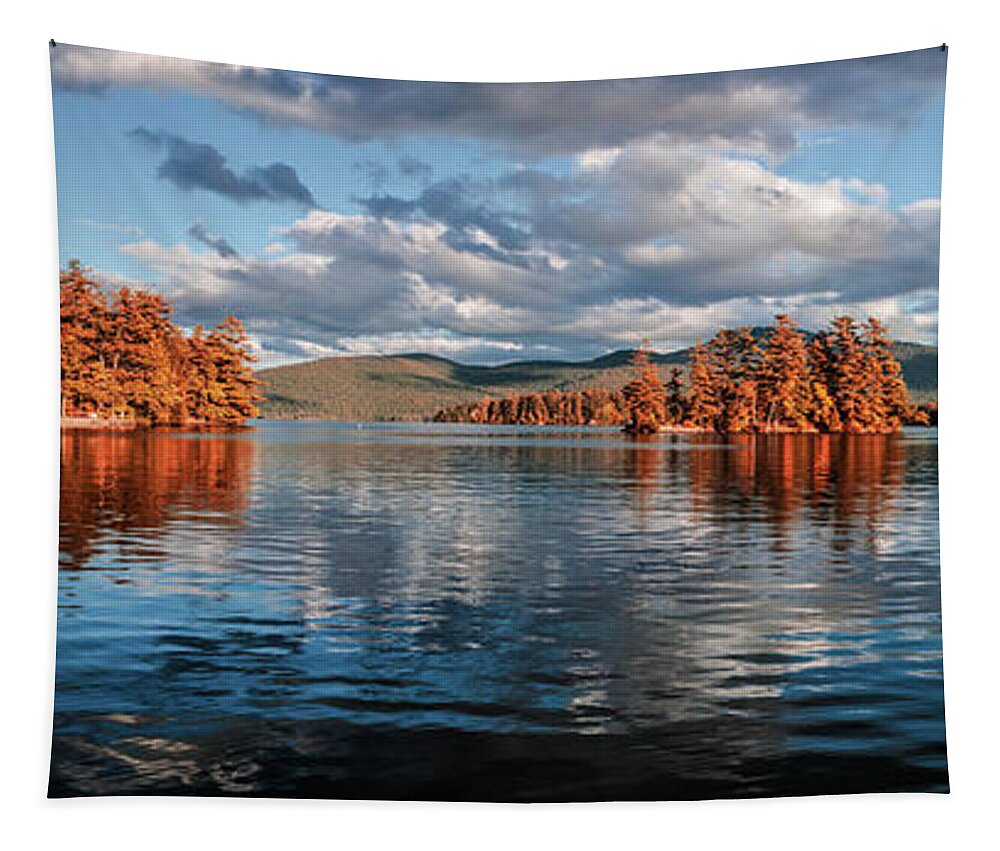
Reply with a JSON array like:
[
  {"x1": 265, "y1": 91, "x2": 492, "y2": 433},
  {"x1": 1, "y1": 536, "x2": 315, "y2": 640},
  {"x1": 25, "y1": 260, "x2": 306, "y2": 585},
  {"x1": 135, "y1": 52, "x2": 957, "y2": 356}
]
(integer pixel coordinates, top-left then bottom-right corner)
[{"x1": 49, "y1": 42, "x2": 947, "y2": 801}]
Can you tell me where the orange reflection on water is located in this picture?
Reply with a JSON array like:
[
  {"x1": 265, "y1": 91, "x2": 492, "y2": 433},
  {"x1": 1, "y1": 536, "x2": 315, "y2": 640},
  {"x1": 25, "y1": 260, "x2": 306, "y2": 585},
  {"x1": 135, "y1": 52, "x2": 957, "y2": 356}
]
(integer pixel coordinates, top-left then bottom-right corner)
[
  {"x1": 684, "y1": 433, "x2": 905, "y2": 547},
  {"x1": 60, "y1": 430, "x2": 256, "y2": 568}
]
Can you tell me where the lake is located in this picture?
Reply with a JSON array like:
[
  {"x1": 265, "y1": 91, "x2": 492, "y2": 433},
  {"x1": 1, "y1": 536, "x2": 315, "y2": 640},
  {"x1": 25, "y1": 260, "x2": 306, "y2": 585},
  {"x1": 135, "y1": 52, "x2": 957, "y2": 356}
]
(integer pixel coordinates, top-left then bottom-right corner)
[{"x1": 51, "y1": 422, "x2": 947, "y2": 800}]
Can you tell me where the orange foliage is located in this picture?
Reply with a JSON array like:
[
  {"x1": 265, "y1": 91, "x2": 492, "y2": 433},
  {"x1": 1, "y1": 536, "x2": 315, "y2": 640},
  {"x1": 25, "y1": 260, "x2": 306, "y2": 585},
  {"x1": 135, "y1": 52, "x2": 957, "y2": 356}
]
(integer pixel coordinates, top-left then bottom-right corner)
[
  {"x1": 434, "y1": 387, "x2": 629, "y2": 426},
  {"x1": 623, "y1": 343, "x2": 668, "y2": 435},
  {"x1": 60, "y1": 262, "x2": 262, "y2": 426}
]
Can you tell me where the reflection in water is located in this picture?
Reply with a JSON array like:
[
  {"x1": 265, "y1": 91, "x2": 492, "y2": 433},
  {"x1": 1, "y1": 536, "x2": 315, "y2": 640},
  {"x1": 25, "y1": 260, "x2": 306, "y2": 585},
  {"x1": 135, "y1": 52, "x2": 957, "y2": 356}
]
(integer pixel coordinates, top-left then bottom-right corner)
[
  {"x1": 51, "y1": 424, "x2": 946, "y2": 800},
  {"x1": 59, "y1": 431, "x2": 255, "y2": 569}
]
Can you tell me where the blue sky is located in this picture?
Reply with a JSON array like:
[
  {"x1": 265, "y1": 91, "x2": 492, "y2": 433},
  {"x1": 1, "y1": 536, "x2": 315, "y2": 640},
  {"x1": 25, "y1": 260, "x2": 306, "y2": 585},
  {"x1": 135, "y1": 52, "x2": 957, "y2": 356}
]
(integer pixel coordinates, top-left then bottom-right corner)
[{"x1": 51, "y1": 45, "x2": 946, "y2": 365}]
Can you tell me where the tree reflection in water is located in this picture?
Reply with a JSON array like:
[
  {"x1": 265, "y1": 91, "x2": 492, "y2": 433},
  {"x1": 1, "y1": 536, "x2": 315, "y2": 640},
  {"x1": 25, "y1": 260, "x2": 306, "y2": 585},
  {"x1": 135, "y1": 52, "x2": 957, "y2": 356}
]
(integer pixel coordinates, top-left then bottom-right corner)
[{"x1": 59, "y1": 430, "x2": 255, "y2": 570}]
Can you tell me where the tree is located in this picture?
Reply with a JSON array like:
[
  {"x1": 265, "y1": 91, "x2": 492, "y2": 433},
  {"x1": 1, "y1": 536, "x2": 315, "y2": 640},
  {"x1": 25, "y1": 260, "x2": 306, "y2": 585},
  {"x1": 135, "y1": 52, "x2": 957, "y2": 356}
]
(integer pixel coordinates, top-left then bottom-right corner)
[
  {"x1": 60, "y1": 261, "x2": 118, "y2": 416},
  {"x1": 828, "y1": 316, "x2": 873, "y2": 432},
  {"x1": 863, "y1": 317, "x2": 917, "y2": 432},
  {"x1": 709, "y1": 327, "x2": 762, "y2": 433},
  {"x1": 431, "y1": 314, "x2": 924, "y2": 436},
  {"x1": 664, "y1": 367, "x2": 686, "y2": 425},
  {"x1": 623, "y1": 343, "x2": 667, "y2": 435},
  {"x1": 684, "y1": 340, "x2": 721, "y2": 430},
  {"x1": 201, "y1": 316, "x2": 263, "y2": 424},
  {"x1": 182, "y1": 325, "x2": 218, "y2": 423},
  {"x1": 807, "y1": 333, "x2": 842, "y2": 433},
  {"x1": 108, "y1": 287, "x2": 185, "y2": 424},
  {"x1": 758, "y1": 315, "x2": 815, "y2": 431}
]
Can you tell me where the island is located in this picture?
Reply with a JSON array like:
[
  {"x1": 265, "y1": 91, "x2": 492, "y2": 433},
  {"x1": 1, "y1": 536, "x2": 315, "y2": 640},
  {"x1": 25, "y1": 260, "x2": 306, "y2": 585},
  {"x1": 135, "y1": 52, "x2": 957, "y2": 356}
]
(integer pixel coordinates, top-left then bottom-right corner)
[{"x1": 433, "y1": 316, "x2": 935, "y2": 435}]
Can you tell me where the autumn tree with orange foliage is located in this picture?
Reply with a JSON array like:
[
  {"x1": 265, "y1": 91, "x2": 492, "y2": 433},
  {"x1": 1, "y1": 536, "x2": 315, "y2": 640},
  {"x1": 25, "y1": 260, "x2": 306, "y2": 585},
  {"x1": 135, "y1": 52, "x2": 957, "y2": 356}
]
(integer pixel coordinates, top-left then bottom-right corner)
[
  {"x1": 108, "y1": 287, "x2": 187, "y2": 424},
  {"x1": 683, "y1": 341, "x2": 720, "y2": 430},
  {"x1": 864, "y1": 317, "x2": 926, "y2": 429},
  {"x1": 688, "y1": 315, "x2": 923, "y2": 435},
  {"x1": 623, "y1": 343, "x2": 668, "y2": 435},
  {"x1": 827, "y1": 316, "x2": 872, "y2": 432},
  {"x1": 758, "y1": 314, "x2": 816, "y2": 432},
  {"x1": 60, "y1": 261, "x2": 120, "y2": 416},
  {"x1": 60, "y1": 262, "x2": 261, "y2": 426},
  {"x1": 807, "y1": 333, "x2": 843, "y2": 433},
  {"x1": 664, "y1": 367, "x2": 686, "y2": 424},
  {"x1": 711, "y1": 327, "x2": 764, "y2": 433}
]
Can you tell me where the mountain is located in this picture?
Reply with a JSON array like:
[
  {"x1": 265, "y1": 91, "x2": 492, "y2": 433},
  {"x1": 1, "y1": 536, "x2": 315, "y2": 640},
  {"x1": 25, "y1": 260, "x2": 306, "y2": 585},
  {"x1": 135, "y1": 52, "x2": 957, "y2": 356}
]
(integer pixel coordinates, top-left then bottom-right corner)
[{"x1": 258, "y1": 338, "x2": 937, "y2": 421}]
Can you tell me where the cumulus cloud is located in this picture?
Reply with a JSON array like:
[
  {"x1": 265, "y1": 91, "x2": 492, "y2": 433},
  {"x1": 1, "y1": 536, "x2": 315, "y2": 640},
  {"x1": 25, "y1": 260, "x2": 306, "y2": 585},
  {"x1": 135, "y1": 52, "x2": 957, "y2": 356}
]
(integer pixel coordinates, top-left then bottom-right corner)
[
  {"x1": 128, "y1": 128, "x2": 316, "y2": 205},
  {"x1": 55, "y1": 44, "x2": 946, "y2": 158},
  {"x1": 349, "y1": 135, "x2": 940, "y2": 307},
  {"x1": 117, "y1": 157, "x2": 940, "y2": 365}
]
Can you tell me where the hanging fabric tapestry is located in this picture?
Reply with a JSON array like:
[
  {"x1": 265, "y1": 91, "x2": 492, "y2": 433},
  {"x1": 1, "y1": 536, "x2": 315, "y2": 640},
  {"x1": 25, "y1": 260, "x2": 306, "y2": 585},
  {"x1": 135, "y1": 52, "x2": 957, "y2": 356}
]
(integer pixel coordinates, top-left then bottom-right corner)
[{"x1": 49, "y1": 42, "x2": 948, "y2": 801}]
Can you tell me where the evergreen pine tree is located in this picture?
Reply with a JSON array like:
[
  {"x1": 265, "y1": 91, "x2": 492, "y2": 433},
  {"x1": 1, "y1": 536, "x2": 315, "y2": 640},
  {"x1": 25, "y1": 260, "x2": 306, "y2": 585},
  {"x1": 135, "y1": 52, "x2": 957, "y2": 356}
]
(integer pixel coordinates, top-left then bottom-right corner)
[
  {"x1": 758, "y1": 314, "x2": 815, "y2": 431},
  {"x1": 684, "y1": 341, "x2": 720, "y2": 429},
  {"x1": 863, "y1": 317, "x2": 917, "y2": 432},
  {"x1": 829, "y1": 316, "x2": 871, "y2": 432},
  {"x1": 623, "y1": 343, "x2": 667, "y2": 435}
]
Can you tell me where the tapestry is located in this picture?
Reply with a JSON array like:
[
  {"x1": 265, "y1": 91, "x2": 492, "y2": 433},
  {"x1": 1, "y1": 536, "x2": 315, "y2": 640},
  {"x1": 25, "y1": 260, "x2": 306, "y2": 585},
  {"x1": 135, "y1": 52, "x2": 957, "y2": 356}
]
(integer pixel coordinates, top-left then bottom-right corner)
[{"x1": 49, "y1": 43, "x2": 948, "y2": 801}]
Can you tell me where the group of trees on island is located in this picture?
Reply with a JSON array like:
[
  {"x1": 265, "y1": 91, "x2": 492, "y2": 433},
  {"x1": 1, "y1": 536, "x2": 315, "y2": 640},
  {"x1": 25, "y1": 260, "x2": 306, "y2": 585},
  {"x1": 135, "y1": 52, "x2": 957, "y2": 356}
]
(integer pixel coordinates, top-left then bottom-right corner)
[
  {"x1": 435, "y1": 315, "x2": 935, "y2": 435},
  {"x1": 434, "y1": 387, "x2": 631, "y2": 427},
  {"x1": 60, "y1": 262, "x2": 261, "y2": 426}
]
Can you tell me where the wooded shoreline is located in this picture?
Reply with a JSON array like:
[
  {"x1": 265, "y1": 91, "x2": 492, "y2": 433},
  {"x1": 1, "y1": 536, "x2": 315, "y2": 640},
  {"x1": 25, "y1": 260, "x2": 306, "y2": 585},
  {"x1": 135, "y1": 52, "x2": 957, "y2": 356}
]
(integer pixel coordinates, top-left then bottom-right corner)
[
  {"x1": 59, "y1": 417, "x2": 937, "y2": 433},
  {"x1": 436, "y1": 316, "x2": 936, "y2": 435},
  {"x1": 60, "y1": 263, "x2": 262, "y2": 428},
  {"x1": 60, "y1": 264, "x2": 935, "y2": 436}
]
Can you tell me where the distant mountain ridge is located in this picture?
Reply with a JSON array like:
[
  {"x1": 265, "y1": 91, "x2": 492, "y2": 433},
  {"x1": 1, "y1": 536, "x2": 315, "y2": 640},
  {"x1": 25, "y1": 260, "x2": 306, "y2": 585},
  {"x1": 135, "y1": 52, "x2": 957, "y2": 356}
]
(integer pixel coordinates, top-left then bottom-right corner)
[{"x1": 258, "y1": 336, "x2": 938, "y2": 421}]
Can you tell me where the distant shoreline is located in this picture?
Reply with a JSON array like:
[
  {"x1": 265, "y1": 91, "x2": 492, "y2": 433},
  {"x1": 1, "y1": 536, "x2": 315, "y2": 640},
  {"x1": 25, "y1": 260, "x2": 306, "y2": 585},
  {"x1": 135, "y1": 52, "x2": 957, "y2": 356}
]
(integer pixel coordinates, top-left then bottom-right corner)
[
  {"x1": 60, "y1": 416, "x2": 935, "y2": 434},
  {"x1": 60, "y1": 416, "x2": 252, "y2": 432}
]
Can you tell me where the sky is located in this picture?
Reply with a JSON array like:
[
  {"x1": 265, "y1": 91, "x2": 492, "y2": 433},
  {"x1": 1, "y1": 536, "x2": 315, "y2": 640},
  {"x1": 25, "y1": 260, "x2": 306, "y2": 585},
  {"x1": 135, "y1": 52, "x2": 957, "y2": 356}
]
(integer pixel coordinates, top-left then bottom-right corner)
[{"x1": 50, "y1": 44, "x2": 946, "y2": 367}]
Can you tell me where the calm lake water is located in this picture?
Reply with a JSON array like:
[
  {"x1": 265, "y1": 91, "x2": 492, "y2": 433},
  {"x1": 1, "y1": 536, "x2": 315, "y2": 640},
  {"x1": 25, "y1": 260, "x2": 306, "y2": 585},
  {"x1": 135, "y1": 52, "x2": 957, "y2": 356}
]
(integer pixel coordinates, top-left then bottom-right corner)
[{"x1": 51, "y1": 422, "x2": 947, "y2": 800}]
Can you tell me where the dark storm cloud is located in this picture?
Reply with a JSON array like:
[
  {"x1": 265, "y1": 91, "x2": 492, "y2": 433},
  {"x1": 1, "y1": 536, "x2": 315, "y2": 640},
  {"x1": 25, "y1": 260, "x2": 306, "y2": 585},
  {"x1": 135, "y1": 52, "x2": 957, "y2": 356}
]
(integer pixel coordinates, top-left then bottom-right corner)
[
  {"x1": 129, "y1": 128, "x2": 316, "y2": 206},
  {"x1": 187, "y1": 223, "x2": 239, "y2": 258},
  {"x1": 57, "y1": 45, "x2": 947, "y2": 156}
]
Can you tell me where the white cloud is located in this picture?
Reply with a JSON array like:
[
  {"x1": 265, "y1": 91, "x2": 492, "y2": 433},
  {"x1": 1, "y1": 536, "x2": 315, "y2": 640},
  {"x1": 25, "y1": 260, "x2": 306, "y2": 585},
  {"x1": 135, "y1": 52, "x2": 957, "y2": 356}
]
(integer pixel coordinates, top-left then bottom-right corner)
[{"x1": 576, "y1": 147, "x2": 623, "y2": 172}]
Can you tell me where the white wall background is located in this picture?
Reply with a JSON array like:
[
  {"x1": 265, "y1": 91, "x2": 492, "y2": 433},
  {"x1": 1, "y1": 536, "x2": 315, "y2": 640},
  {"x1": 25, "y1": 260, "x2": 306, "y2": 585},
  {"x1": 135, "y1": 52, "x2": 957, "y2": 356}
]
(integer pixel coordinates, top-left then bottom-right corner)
[{"x1": 1, "y1": 3, "x2": 996, "y2": 849}]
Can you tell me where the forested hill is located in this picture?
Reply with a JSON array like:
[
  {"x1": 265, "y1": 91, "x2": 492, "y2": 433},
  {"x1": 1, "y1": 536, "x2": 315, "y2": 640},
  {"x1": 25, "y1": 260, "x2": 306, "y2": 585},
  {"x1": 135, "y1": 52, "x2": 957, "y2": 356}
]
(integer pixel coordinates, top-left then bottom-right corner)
[{"x1": 257, "y1": 338, "x2": 937, "y2": 422}]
